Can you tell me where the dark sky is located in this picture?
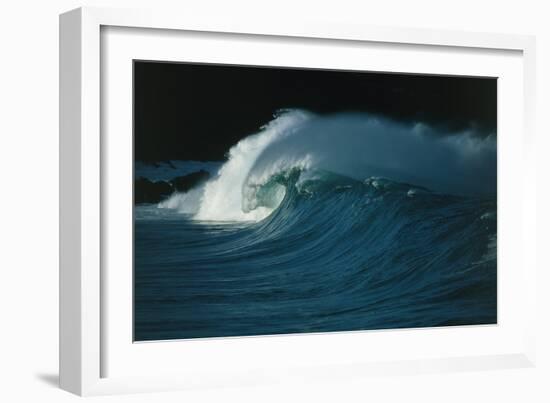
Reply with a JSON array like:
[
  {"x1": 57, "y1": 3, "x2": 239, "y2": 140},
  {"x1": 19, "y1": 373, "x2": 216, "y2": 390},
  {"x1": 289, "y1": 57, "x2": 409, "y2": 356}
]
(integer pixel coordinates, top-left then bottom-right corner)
[{"x1": 134, "y1": 61, "x2": 496, "y2": 162}]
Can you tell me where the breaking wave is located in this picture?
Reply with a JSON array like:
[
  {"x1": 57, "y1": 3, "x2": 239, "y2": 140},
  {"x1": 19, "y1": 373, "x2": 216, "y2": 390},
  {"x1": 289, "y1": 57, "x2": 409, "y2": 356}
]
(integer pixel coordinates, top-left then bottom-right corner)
[{"x1": 160, "y1": 109, "x2": 496, "y2": 222}]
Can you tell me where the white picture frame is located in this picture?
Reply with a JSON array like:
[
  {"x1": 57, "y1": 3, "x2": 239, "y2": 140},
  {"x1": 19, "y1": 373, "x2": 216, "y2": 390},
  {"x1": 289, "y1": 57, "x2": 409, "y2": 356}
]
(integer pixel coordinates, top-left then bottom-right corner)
[{"x1": 59, "y1": 6, "x2": 538, "y2": 396}]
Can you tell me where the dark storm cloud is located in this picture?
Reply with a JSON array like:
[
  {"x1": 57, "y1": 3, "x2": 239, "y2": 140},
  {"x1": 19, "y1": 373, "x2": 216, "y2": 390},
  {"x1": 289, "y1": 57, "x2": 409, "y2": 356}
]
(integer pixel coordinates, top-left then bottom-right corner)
[{"x1": 134, "y1": 61, "x2": 496, "y2": 162}]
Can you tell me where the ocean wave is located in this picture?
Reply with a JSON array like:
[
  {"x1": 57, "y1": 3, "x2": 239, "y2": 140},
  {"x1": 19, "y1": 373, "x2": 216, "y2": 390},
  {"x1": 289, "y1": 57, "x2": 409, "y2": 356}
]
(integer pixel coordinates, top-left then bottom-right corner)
[
  {"x1": 135, "y1": 110, "x2": 497, "y2": 339},
  {"x1": 160, "y1": 109, "x2": 496, "y2": 222},
  {"x1": 135, "y1": 164, "x2": 497, "y2": 339}
]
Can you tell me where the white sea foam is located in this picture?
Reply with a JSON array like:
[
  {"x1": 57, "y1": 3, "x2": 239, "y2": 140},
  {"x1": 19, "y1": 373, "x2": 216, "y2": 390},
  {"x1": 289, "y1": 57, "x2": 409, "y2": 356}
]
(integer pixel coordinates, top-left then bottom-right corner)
[
  {"x1": 193, "y1": 110, "x2": 313, "y2": 221},
  {"x1": 158, "y1": 184, "x2": 206, "y2": 215}
]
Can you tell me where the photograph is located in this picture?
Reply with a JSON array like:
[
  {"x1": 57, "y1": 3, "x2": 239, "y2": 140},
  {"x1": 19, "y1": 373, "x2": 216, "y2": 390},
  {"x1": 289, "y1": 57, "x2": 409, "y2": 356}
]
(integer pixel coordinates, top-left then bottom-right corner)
[{"x1": 133, "y1": 61, "x2": 497, "y2": 341}]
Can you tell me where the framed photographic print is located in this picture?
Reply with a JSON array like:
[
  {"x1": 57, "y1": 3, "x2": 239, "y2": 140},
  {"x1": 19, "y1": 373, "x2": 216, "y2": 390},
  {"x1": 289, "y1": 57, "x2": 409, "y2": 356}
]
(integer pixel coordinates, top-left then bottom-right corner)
[
  {"x1": 60, "y1": 7, "x2": 537, "y2": 396},
  {"x1": 133, "y1": 61, "x2": 499, "y2": 341}
]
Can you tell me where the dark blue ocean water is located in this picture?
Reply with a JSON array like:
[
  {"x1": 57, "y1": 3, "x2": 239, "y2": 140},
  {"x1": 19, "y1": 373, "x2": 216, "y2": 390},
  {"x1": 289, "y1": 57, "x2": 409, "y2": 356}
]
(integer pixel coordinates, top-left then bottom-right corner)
[{"x1": 134, "y1": 175, "x2": 496, "y2": 341}]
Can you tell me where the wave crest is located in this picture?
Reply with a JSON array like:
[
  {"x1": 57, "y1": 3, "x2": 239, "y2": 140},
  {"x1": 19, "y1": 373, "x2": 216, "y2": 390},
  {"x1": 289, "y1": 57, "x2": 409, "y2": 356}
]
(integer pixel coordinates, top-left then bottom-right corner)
[{"x1": 163, "y1": 109, "x2": 496, "y2": 222}]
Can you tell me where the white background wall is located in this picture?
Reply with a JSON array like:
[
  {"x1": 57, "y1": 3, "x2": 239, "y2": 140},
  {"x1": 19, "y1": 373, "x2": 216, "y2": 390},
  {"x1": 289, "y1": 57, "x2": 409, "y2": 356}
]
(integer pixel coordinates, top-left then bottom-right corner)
[{"x1": 1, "y1": 0, "x2": 548, "y2": 401}]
